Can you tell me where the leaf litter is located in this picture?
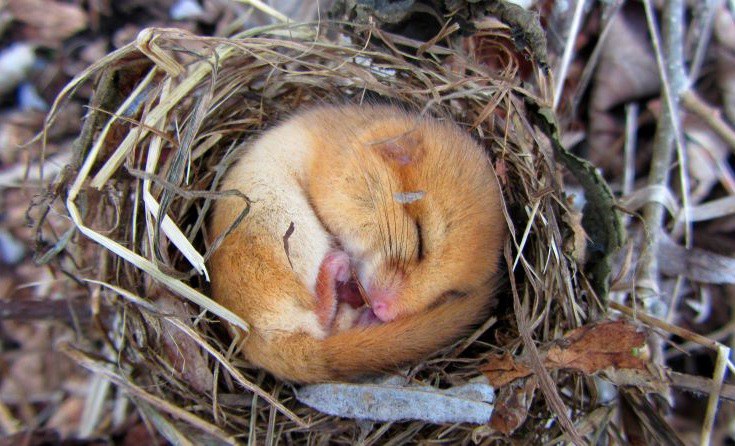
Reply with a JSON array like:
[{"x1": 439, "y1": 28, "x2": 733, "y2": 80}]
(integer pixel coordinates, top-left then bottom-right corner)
[{"x1": 1, "y1": 0, "x2": 735, "y2": 444}]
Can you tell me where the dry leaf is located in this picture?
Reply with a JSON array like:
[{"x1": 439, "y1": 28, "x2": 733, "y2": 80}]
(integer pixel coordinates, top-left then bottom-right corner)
[
  {"x1": 604, "y1": 368, "x2": 669, "y2": 395},
  {"x1": 46, "y1": 397, "x2": 84, "y2": 438},
  {"x1": 7, "y1": 0, "x2": 88, "y2": 45},
  {"x1": 545, "y1": 321, "x2": 647, "y2": 374},
  {"x1": 562, "y1": 203, "x2": 587, "y2": 263},
  {"x1": 156, "y1": 291, "x2": 214, "y2": 394},
  {"x1": 489, "y1": 376, "x2": 538, "y2": 435},
  {"x1": 588, "y1": 4, "x2": 660, "y2": 172},
  {"x1": 482, "y1": 321, "x2": 649, "y2": 435},
  {"x1": 482, "y1": 321, "x2": 648, "y2": 387},
  {"x1": 481, "y1": 352, "x2": 533, "y2": 387},
  {"x1": 658, "y1": 234, "x2": 735, "y2": 284},
  {"x1": 591, "y1": 5, "x2": 660, "y2": 112},
  {"x1": 685, "y1": 122, "x2": 732, "y2": 203}
]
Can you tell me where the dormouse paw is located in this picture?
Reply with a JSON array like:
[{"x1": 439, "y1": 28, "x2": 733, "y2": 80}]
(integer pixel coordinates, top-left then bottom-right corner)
[{"x1": 321, "y1": 250, "x2": 351, "y2": 283}]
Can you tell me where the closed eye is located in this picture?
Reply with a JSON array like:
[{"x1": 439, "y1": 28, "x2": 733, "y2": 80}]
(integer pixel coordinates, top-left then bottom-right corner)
[{"x1": 415, "y1": 220, "x2": 424, "y2": 261}]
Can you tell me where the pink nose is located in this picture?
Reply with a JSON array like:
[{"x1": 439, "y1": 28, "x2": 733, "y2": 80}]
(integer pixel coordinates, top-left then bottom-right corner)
[
  {"x1": 372, "y1": 302, "x2": 393, "y2": 321},
  {"x1": 369, "y1": 289, "x2": 399, "y2": 322}
]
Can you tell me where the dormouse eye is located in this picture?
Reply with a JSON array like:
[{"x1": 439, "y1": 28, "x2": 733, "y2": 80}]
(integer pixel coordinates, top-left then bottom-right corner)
[{"x1": 415, "y1": 220, "x2": 424, "y2": 261}]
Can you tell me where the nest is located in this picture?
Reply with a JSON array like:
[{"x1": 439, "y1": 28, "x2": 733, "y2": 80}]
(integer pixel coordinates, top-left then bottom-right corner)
[{"x1": 35, "y1": 18, "x2": 622, "y2": 444}]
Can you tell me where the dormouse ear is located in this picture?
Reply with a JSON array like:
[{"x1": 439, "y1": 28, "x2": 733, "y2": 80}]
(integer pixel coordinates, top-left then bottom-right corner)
[{"x1": 371, "y1": 131, "x2": 424, "y2": 166}]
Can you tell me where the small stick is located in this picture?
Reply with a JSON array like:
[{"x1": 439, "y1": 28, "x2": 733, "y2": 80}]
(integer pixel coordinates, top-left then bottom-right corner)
[
  {"x1": 622, "y1": 103, "x2": 639, "y2": 198},
  {"x1": 610, "y1": 301, "x2": 721, "y2": 351},
  {"x1": 682, "y1": 90, "x2": 735, "y2": 152},
  {"x1": 622, "y1": 103, "x2": 639, "y2": 228},
  {"x1": 701, "y1": 345, "x2": 730, "y2": 446},
  {"x1": 553, "y1": 0, "x2": 587, "y2": 110},
  {"x1": 669, "y1": 370, "x2": 735, "y2": 402},
  {"x1": 687, "y1": 0, "x2": 719, "y2": 82},
  {"x1": 236, "y1": 0, "x2": 290, "y2": 23},
  {"x1": 665, "y1": 322, "x2": 735, "y2": 360},
  {"x1": 570, "y1": 1, "x2": 625, "y2": 114},
  {"x1": 0, "y1": 298, "x2": 93, "y2": 325}
]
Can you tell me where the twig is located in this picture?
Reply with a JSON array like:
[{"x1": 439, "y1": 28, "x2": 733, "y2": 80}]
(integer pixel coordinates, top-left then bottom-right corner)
[
  {"x1": 669, "y1": 371, "x2": 735, "y2": 402},
  {"x1": 634, "y1": 0, "x2": 669, "y2": 290},
  {"x1": 610, "y1": 301, "x2": 721, "y2": 352},
  {"x1": 450, "y1": 316, "x2": 497, "y2": 357},
  {"x1": 553, "y1": 0, "x2": 587, "y2": 110},
  {"x1": 682, "y1": 90, "x2": 735, "y2": 152},
  {"x1": 0, "y1": 298, "x2": 94, "y2": 325},
  {"x1": 687, "y1": 0, "x2": 720, "y2": 83},
  {"x1": 702, "y1": 345, "x2": 730, "y2": 446},
  {"x1": 570, "y1": 0, "x2": 624, "y2": 114},
  {"x1": 235, "y1": 0, "x2": 290, "y2": 23},
  {"x1": 665, "y1": 322, "x2": 735, "y2": 360},
  {"x1": 622, "y1": 103, "x2": 640, "y2": 228},
  {"x1": 623, "y1": 103, "x2": 639, "y2": 198},
  {"x1": 78, "y1": 375, "x2": 112, "y2": 438},
  {"x1": 640, "y1": 0, "x2": 691, "y2": 258},
  {"x1": 633, "y1": 7, "x2": 688, "y2": 434}
]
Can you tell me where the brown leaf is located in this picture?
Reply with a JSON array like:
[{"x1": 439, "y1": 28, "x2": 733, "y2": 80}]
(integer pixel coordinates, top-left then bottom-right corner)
[
  {"x1": 156, "y1": 290, "x2": 214, "y2": 394},
  {"x1": 121, "y1": 422, "x2": 166, "y2": 446},
  {"x1": 545, "y1": 320, "x2": 647, "y2": 374},
  {"x1": 481, "y1": 322, "x2": 649, "y2": 436},
  {"x1": 8, "y1": 0, "x2": 88, "y2": 46},
  {"x1": 604, "y1": 368, "x2": 669, "y2": 395},
  {"x1": 562, "y1": 202, "x2": 588, "y2": 263},
  {"x1": 481, "y1": 352, "x2": 532, "y2": 387},
  {"x1": 591, "y1": 4, "x2": 660, "y2": 112},
  {"x1": 489, "y1": 377, "x2": 538, "y2": 435},
  {"x1": 481, "y1": 321, "x2": 648, "y2": 388},
  {"x1": 588, "y1": 4, "x2": 660, "y2": 174}
]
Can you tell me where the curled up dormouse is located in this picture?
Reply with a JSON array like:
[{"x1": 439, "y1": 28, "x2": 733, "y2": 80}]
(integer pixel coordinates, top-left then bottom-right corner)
[{"x1": 209, "y1": 105, "x2": 506, "y2": 383}]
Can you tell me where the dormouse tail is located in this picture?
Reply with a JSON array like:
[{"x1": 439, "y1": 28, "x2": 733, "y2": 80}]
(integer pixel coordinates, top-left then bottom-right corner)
[
  {"x1": 320, "y1": 285, "x2": 495, "y2": 381},
  {"x1": 245, "y1": 285, "x2": 496, "y2": 383}
]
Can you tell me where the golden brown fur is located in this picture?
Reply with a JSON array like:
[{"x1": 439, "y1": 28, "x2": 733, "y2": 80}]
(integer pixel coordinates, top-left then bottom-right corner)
[{"x1": 209, "y1": 105, "x2": 506, "y2": 383}]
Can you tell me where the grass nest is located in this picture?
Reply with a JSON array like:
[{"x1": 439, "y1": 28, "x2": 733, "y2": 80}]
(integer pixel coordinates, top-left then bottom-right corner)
[{"x1": 34, "y1": 17, "x2": 623, "y2": 444}]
